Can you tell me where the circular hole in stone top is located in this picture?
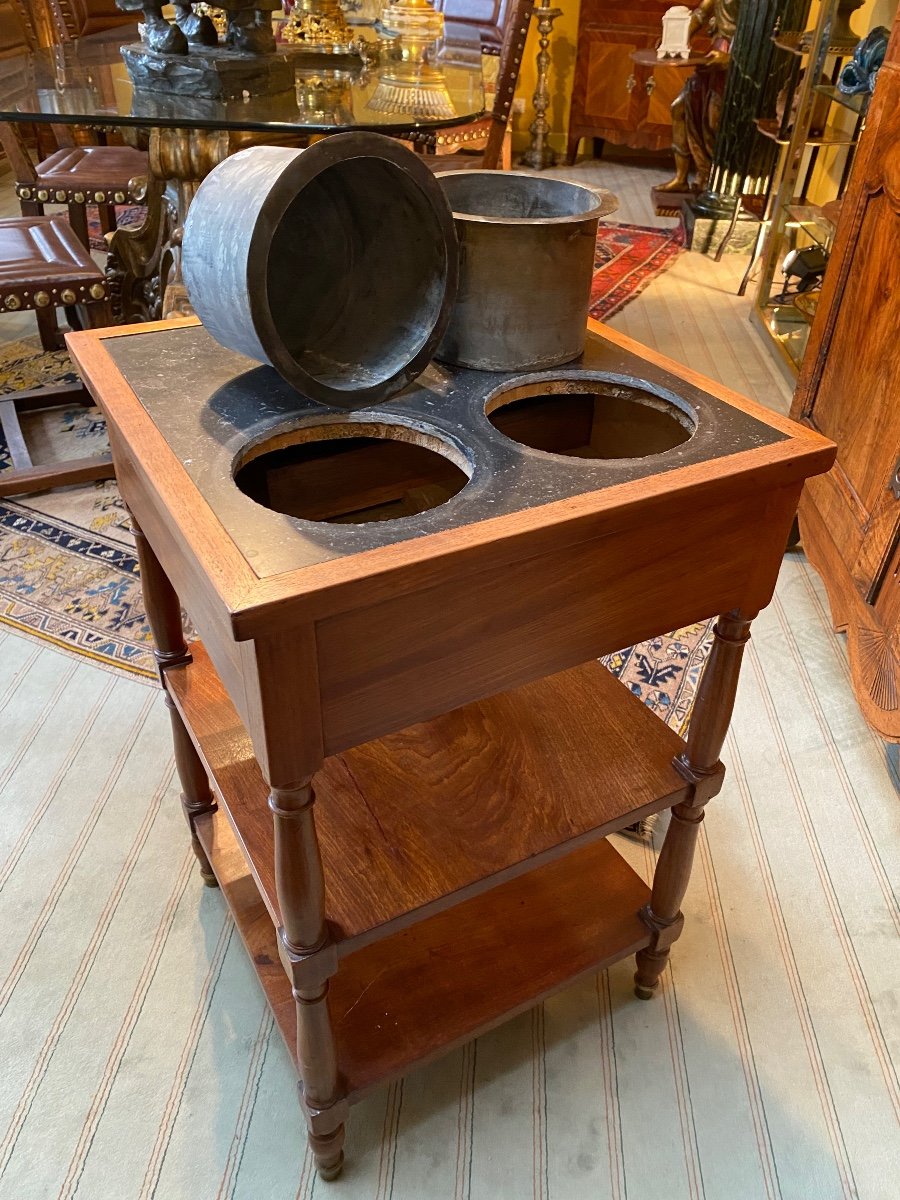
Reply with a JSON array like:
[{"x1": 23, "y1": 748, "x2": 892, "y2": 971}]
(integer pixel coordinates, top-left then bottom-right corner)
[
  {"x1": 485, "y1": 378, "x2": 696, "y2": 460},
  {"x1": 263, "y1": 157, "x2": 452, "y2": 399},
  {"x1": 233, "y1": 421, "x2": 471, "y2": 525}
]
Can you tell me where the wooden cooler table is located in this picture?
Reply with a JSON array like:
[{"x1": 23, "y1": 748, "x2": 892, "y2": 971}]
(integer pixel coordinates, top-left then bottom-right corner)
[{"x1": 69, "y1": 316, "x2": 834, "y2": 1181}]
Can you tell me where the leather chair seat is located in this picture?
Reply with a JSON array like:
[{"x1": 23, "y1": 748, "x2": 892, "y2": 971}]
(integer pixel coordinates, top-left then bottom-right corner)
[
  {"x1": 20, "y1": 144, "x2": 148, "y2": 205},
  {"x1": 0, "y1": 213, "x2": 114, "y2": 497},
  {"x1": 0, "y1": 215, "x2": 107, "y2": 311}
]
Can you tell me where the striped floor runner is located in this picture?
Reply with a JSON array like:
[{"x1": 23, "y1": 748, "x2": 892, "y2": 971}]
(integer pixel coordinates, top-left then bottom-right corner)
[{"x1": 0, "y1": 550, "x2": 898, "y2": 1200}]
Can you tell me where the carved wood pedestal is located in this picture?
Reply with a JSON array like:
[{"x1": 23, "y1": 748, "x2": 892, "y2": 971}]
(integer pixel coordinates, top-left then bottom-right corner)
[{"x1": 68, "y1": 316, "x2": 834, "y2": 1181}]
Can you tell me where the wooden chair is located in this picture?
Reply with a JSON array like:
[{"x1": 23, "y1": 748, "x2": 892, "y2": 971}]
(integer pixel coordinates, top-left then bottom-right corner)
[
  {"x1": 418, "y1": 0, "x2": 532, "y2": 170},
  {"x1": 46, "y1": 0, "x2": 135, "y2": 41},
  {"x1": 2, "y1": 0, "x2": 148, "y2": 254},
  {"x1": 1, "y1": 122, "x2": 149, "y2": 252},
  {"x1": 0, "y1": 215, "x2": 114, "y2": 497}
]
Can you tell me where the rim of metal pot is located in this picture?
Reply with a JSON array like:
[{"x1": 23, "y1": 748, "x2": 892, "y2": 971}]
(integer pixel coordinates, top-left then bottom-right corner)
[
  {"x1": 246, "y1": 131, "x2": 459, "y2": 407},
  {"x1": 434, "y1": 169, "x2": 612, "y2": 226}
]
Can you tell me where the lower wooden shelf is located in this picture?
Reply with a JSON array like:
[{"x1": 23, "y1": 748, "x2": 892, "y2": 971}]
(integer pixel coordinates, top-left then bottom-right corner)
[
  {"x1": 195, "y1": 807, "x2": 651, "y2": 1102},
  {"x1": 168, "y1": 642, "x2": 690, "y2": 956}
]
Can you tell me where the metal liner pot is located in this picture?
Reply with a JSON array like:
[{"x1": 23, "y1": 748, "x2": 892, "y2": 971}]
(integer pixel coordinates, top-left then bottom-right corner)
[
  {"x1": 435, "y1": 170, "x2": 608, "y2": 372},
  {"x1": 182, "y1": 132, "x2": 458, "y2": 408}
]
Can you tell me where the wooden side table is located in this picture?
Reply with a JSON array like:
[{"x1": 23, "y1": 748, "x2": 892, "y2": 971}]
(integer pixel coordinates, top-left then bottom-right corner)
[{"x1": 69, "y1": 316, "x2": 834, "y2": 1181}]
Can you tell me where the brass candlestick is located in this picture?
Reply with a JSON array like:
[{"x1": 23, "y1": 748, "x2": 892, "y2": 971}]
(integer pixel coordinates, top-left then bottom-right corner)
[{"x1": 520, "y1": 0, "x2": 561, "y2": 170}]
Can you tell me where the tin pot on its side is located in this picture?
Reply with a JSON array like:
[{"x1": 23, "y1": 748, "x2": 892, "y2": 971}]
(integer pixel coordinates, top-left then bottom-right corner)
[{"x1": 183, "y1": 132, "x2": 458, "y2": 408}]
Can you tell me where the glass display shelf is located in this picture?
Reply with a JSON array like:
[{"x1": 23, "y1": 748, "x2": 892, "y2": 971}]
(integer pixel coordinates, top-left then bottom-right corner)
[
  {"x1": 754, "y1": 116, "x2": 855, "y2": 147},
  {"x1": 785, "y1": 203, "x2": 837, "y2": 249},
  {"x1": 758, "y1": 301, "x2": 813, "y2": 371},
  {"x1": 772, "y1": 30, "x2": 859, "y2": 56},
  {"x1": 815, "y1": 83, "x2": 871, "y2": 115}
]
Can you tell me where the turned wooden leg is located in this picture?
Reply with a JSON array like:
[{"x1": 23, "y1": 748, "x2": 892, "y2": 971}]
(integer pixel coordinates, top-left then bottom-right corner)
[
  {"x1": 270, "y1": 783, "x2": 346, "y2": 1180},
  {"x1": 130, "y1": 513, "x2": 217, "y2": 886},
  {"x1": 634, "y1": 609, "x2": 753, "y2": 999}
]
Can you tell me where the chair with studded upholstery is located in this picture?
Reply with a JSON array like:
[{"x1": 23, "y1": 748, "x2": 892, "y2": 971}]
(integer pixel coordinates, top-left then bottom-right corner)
[
  {"x1": 2, "y1": 0, "x2": 148, "y2": 253},
  {"x1": 0, "y1": 215, "x2": 114, "y2": 497},
  {"x1": 46, "y1": 0, "x2": 135, "y2": 40},
  {"x1": 0, "y1": 121, "x2": 149, "y2": 251},
  {"x1": 418, "y1": 0, "x2": 532, "y2": 169}
]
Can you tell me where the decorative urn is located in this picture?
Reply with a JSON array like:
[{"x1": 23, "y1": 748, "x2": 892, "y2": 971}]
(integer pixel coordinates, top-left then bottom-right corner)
[{"x1": 658, "y1": 5, "x2": 692, "y2": 59}]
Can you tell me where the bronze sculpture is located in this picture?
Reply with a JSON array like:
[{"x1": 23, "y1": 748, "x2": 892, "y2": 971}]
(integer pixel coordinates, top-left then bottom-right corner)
[
  {"x1": 116, "y1": 0, "x2": 279, "y2": 55},
  {"x1": 657, "y1": 0, "x2": 740, "y2": 194}
]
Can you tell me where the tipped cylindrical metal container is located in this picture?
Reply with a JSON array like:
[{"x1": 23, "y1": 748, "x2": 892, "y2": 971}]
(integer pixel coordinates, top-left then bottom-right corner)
[
  {"x1": 182, "y1": 132, "x2": 458, "y2": 408},
  {"x1": 434, "y1": 171, "x2": 611, "y2": 372}
]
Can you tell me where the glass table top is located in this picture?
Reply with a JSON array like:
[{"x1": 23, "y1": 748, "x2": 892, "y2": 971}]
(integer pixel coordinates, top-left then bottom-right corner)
[{"x1": 0, "y1": 24, "x2": 485, "y2": 135}]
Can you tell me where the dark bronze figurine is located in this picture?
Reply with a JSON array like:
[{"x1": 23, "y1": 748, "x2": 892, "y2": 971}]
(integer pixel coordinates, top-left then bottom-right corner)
[{"x1": 116, "y1": 1, "x2": 279, "y2": 55}]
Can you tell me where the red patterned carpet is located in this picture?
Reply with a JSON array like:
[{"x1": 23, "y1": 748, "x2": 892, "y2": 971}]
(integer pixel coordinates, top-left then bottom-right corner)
[{"x1": 591, "y1": 221, "x2": 684, "y2": 322}]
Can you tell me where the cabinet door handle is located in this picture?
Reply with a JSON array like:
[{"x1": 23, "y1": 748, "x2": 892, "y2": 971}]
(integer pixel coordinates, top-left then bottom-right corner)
[
  {"x1": 626, "y1": 73, "x2": 637, "y2": 92},
  {"x1": 646, "y1": 76, "x2": 657, "y2": 95}
]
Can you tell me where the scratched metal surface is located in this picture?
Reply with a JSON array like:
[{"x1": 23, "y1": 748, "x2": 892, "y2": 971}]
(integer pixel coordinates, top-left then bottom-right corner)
[{"x1": 104, "y1": 323, "x2": 787, "y2": 579}]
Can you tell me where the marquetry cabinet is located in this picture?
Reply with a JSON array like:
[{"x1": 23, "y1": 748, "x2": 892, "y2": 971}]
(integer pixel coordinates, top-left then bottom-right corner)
[
  {"x1": 791, "y1": 15, "x2": 900, "y2": 739},
  {"x1": 566, "y1": 1, "x2": 699, "y2": 161}
]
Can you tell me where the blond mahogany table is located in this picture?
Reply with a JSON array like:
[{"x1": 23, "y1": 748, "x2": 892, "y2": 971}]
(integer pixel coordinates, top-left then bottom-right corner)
[{"x1": 68, "y1": 316, "x2": 834, "y2": 1181}]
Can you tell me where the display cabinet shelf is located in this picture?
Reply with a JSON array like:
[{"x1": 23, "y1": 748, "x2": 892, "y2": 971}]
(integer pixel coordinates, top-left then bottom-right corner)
[
  {"x1": 772, "y1": 30, "x2": 858, "y2": 56},
  {"x1": 752, "y1": 0, "x2": 891, "y2": 379},
  {"x1": 785, "y1": 201, "x2": 836, "y2": 249},
  {"x1": 754, "y1": 116, "x2": 854, "y2": 147},
  {"x1": 814, "y1": 82, "x2": 870, "y2": 114}
]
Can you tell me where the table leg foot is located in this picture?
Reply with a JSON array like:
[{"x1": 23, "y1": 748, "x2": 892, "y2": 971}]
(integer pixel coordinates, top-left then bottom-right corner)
[
  {"x1": 309, "y1": 1126, "x2": 345, "y2": 1180},
  {"x1": 634, "y1": 946, "x2": 670, "y2": 999}
]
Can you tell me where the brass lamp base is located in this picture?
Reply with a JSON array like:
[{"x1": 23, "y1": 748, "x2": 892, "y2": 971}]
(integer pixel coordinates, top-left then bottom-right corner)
[{"x1": 368, "y1": 64, "x2": 455, "y2": 118}]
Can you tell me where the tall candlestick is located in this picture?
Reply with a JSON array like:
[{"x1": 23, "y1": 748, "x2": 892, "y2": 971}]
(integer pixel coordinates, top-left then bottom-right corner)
[{"x1": 521, "y1": 0, "x2": 562, "y2": 170}]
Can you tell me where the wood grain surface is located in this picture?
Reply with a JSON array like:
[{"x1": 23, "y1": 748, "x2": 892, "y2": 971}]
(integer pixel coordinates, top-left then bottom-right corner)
[
  {"x1": 195, "y1": 806, "x2": 651, "y2": 1103},
  {"x1": 170, "y1": 641, "x2": 687, "y2": 951},
  {"x1": 66, "y1": 318, "x2": 835, "y2": 643},
  {"x1": 791, "y1": 14, "x2": 900, "y2": 740}
]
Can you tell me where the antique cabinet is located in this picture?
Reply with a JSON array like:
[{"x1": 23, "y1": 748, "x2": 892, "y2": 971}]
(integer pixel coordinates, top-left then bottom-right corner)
[
  {"x1": 566, "y1": 1, "x2": 697, "y2": 161},
  {"x1": 791, "y1": 14, "x2": 900, "y2": 738},
  {"x1": 70, "y1": 314, "x2": 832, "y2": 1182}
]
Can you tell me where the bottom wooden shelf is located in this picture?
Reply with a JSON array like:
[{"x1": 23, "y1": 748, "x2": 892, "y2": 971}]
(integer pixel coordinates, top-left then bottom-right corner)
[{"x1": 196, "y1": 808, "x2": 652, "y2": 1103}]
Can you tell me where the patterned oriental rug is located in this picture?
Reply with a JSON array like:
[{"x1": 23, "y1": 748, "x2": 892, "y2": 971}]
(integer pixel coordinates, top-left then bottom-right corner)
[
  {"x1": 591, "y1": 221, "x2": 683, "y2": 321},
  {"x1": 0, "y1": 219, "x2": 699, "y2": 721}
]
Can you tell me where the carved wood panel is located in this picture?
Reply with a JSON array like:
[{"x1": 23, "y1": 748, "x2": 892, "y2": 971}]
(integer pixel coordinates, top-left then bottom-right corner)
[{"x1": 792, "y1": 18, "x2": 900, "y2": 739}]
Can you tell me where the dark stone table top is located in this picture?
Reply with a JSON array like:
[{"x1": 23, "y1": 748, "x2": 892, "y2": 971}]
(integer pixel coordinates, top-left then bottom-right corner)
[{"x1": 105, "y1": 323, "x2": 785, "y2": 580}]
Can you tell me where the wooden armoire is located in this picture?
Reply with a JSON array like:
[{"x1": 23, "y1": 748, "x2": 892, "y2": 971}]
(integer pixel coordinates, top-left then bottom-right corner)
[{"x1": 791, "y1": 13, "x2": 900, "y2": 739}]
